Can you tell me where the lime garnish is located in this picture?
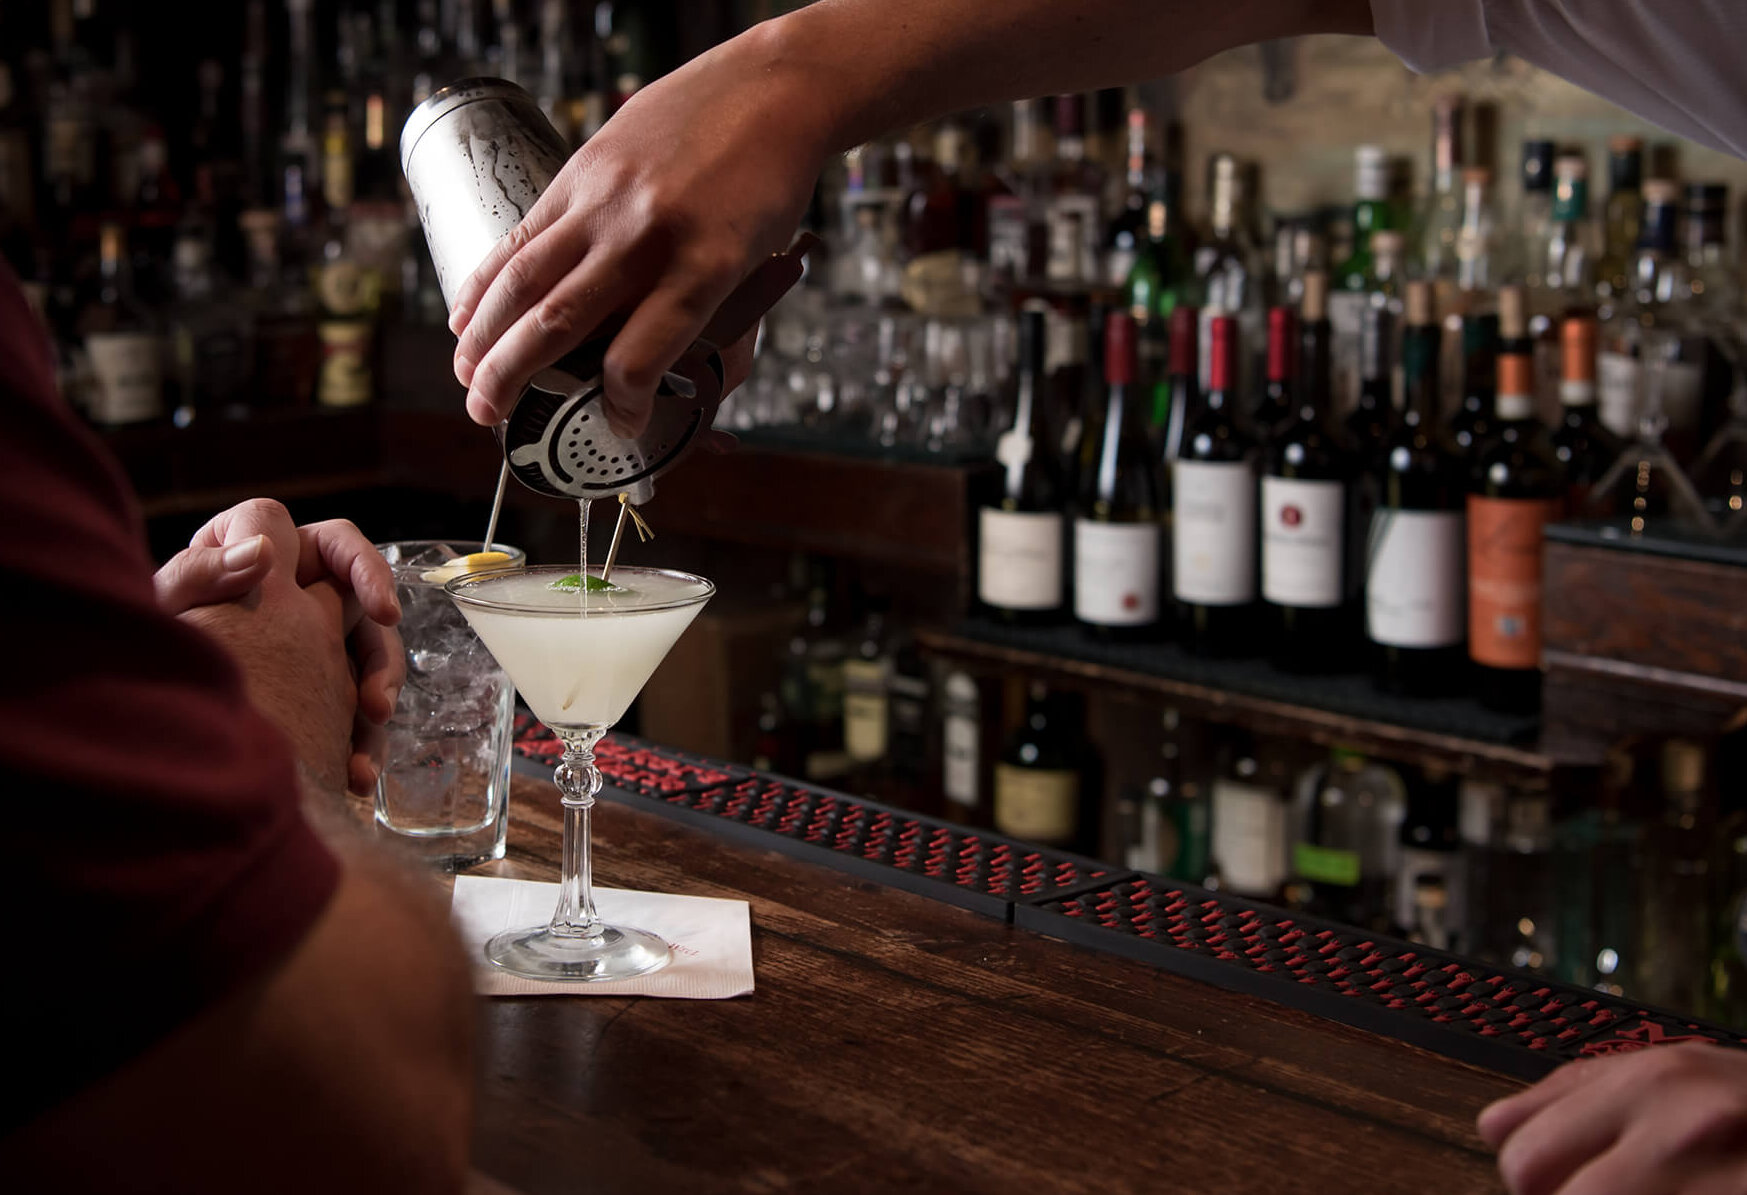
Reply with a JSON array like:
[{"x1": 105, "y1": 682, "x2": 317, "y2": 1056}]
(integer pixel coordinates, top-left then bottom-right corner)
[{"x1": 550, "y1": 573, "x2": 621, "y2": 593}]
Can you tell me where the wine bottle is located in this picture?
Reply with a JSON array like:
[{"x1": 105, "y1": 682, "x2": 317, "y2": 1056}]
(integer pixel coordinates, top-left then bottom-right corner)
[
  {"x1": 1155, "y1": 303, "x2": 1199, "y2": 464},
  {"x1": 1263, "y1": 271, "x2": 1356, "y2": 673},
  {"x1": 993, "y1": 682, "x2": 1087, "y2": 850},
  {"x1": 1173, "y1": 312, "x2": 1258, "y2": 655},
  {"x1": 941, "y1": 670, "x2": 989, "y2": 827},
  {"x1": 1448, "y1": 311, "x2": 1499, "y2": 462},
  {"x1": 1208, "y1": 731, "x2": 1291, "y2": 903},
  {"x1": 1550, "y1": 313, "x2": 1623, "y2": 515},
  {"x1": 1369, "y1": 280, "x2": 1467, "y2": 697},
  {"x1": 1345, "y1": 304, "x2": 1399, "y2": 464},
  {"x1": 1075, "y1": 311, "x2": 1165, "y2": 639},
  {"x1": 979, "y1": 303, "x2": 1066, "y2": 623},
  {"x1": 1253, "y1": 304, "x2": 1296, "y2": 441},
  {"x1": 1369, "y1": 283, "x2": 1467, "y2": 691},
  {"x1": 1468, "y1": 285, "x2": 1564, "y2": 714}
]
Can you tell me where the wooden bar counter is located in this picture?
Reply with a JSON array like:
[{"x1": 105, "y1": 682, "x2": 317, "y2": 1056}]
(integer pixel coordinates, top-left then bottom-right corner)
[{"x1": 457, "y1": 774, "x2": 1517, "y2": 1194}]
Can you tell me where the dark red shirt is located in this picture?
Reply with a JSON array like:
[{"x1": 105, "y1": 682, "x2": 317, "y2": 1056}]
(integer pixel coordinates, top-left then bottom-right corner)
[{"x1": 0, "y1": 264, "x2": 340, "y2": 1131}]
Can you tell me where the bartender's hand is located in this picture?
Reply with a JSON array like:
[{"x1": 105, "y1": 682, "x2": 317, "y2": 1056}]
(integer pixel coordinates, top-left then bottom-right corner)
[
  {"x1": 449, "y1": 23, "x2": 830, "y2": 434},
  {"x1": 1478, "y1": 1042, "x2": 1747, "y2": 1194},
  {"x1": 160, "y1": 500, "x2": 404, "y2": 795}
]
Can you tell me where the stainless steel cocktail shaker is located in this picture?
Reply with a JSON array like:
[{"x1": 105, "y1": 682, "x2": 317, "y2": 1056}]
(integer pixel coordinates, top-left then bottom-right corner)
[{"x1": 400, "y1": 77, "x2": 722, "y2": 504}]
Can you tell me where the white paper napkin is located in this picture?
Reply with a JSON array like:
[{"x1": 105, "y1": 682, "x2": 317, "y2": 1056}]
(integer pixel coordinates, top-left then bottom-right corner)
[{"x1": 450, "y1": 875, "x2": 754, "y2": 998}]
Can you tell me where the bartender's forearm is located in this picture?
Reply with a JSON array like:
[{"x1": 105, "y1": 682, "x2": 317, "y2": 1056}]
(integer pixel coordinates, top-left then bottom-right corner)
[{"x1": 745, "y1": 0, "x2": 1375, "y2": 153}]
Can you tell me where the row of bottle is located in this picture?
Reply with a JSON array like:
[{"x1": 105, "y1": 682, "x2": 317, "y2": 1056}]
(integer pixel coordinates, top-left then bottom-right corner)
[
  {"x1": 975, "y1": 274, "x2": 1740, "y2": 715},
  {"x1": 957, "y1": 683, "x2": 1747, "y2": 1027}
]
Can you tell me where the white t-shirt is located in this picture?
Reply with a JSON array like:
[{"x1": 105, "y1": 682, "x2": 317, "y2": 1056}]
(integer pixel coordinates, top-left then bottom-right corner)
[{"x1": 1370, "y1": 0, "x2": 1747, "y2": 160}]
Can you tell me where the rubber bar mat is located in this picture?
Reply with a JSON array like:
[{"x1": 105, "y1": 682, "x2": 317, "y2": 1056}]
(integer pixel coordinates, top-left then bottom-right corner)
[
  {"x1": 950, "y1": 619, "x2": 1542, "y2": 747},
  {"x1": 1017, "y1": 876, "x2": 1747, "y2": 1080},
  {"x1": 512, "y1": 724, "x2": 1743, "y2": 1077}
]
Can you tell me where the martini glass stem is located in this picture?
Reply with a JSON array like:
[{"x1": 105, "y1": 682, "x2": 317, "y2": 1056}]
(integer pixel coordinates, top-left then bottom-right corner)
[{"x1": 550, "y1": 730, "x2": 607, "y2": 938}]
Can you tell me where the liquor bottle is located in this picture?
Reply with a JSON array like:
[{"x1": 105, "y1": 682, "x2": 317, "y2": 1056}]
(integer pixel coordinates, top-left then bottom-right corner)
[
  {"x1": 1454, "y1": 167, "x2": 1500, "y2": 297},
  {"x1": 311, "y1": 103, "x2": 379, "y2": 409},
  {"x1": 1395, "y1": 765, "x2": 1462, "y2": 945},
  {"x1": 1292, "y1": 748, "x2": 1407, "y2": 930},
  {"x1": 239, "y1": 208, "x2": 318, "y2": 409},
  {"x1": 1509, "y1": 139, "x2": 1555, "y2": 289},
  {"x1": 1044, "y1": 94, "x2": 1105, "y2": 288},
  {"x1": 1597, "y1": 180, "x2": 1693, "y2": 442},
  {"x1": 993, "y1": 682, "x2": 1087, "y2": 850},
  {"x1": 1194, "y1": 153, "x2": 1264, "y2": 397},
  {"x1": 1330, "y1": 145, "x2": 1393, "y2": 412},
  {"x1": 941, "y1": 670, "x2": 989, "y2": 826},
  {"x1": 1413, "y1": 95, "x2": 1465, "y2": 296},
  {"x1": 784, "y1": 562, "x2": 849, "y2": 784},
  {"x1": 979, "y1": 304, "x2": 1066, "y2": 623},
  {"x1": 1253, "y1": 305, "x2": 1297, "y2": 441},
  {"x1": 1208, "y1": 731, "x2": 1291, "y2": 903},
  {"x1": 842, "y1": 603, "x2": 891, "y2": 768},
  {"x1": 885, "y1": 636, "x2": 931, "y2": 808},
  {"x1": 1074, "y1": 311, "x2": 1164, "y2": 639},
  {"x1": 987, "y1": 99, "x2": 1046, "y2": 286},
  {"x1": 1263, "y1": 272, "x2": 1356, "y2": 673},
  {"x1": 1595, "y1": 136, "x2": 1644, "y2": 317},
  {"x1": 1468, "y1": 286, "x2": 1563, "y2": 714},
  {"x1": 1635, "y1": 740, "x2": 1714, "y2": 1014},
  {"x1": 903, "y1": 122, "x2": 973, "y2": 262},
  {"x1": 1155, "y1": 303, "x2": 1199, "y2": 463},
  {"x1": 1153, "y1": 707, "x2": 1211, "y2": 883},
  {"x1": 166, "y1": 224, "x2": 254, "y2": 426},
  {"x1": 1540, "y1": 153, "x2": 1597, "y2": 313},
  {"x1": 1370, "y1": 281, "x2": 1467, "y2": 697},
  {"x1": 128, "y1": 125, "x2": 180, "y2": 305},
  {"x1": 1104, "y1": 105, "x2": 1157, "y2": 287},
  {"x1": 1447, "y1": 312, "x2": 1498, "y2": 462},
  {"x1": 78, "y1": 221, "x2": 163, "y2": 426},
  {"x1": 1127, "y1": 190, "x2": 1188, "y2": 429},
  {"x1": 1551, "y1": 314, "x2": 1623, "y2": 514},
  {"x1": 1671, "y1": 182, "x2": 1739, "y2": 445},
  {"x1": 1173, "y1": 313, "x2": 1258, "y2": 656},
  {"x1": 1486, "y1": 791, "x2": 1560, "y2": 972},
  {"x1": 1345, "y1": 304, "x2": 1398, "y2": 464}
]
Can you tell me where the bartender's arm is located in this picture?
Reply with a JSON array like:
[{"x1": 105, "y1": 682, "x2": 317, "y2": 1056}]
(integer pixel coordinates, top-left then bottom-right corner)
[{"x1": 449, "y1": 0, "x2": 1744, "y2": 435}]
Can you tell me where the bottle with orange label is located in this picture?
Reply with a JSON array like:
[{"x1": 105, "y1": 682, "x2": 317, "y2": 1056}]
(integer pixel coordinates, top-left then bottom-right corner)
[{"x1": 1467, "y1": 285, "x2": 1565, "y2": 714}]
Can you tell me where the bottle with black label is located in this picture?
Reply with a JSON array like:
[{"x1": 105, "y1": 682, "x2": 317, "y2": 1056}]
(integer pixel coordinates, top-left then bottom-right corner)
[
  {"x1": 1173, "y1": 313, "x2": 1258, "y2": 655},
  {"x1": 994, "y1": 682, "x2": 1087, "y2": 850},
  {"x1": 1075, "y1": 310, "x2": 1164, "y2": 639},
  {"x1": 979, "y1": 303, "x2": 1066, "y2": 623},
  {"x1": 1263, "y1": 271, "x2": 1356, "y2": 673},
  {"x1": 1369, "y1": 280, "x2": 1467, "y2": 697}
]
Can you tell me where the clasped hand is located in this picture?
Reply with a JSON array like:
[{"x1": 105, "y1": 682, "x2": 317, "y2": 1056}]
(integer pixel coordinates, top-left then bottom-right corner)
[{"x1": 153, "y1": 499, "x2": 404, "y2": 797}]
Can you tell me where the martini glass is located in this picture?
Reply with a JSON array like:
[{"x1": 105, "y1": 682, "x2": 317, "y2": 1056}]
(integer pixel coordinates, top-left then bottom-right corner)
[{"x1": 445, "y1": 565, "x2": 714, "y2": 981}]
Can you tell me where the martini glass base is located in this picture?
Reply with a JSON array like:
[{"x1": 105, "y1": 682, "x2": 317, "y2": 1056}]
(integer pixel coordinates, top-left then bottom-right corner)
[{"x1": 484, "y1": 923, "x2": 673, "y2": 982}]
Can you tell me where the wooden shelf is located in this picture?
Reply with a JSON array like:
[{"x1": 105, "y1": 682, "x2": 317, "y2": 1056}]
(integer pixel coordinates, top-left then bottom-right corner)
[{"x1": 918, "y1": 620, "x2": 1573, "y2": 785}]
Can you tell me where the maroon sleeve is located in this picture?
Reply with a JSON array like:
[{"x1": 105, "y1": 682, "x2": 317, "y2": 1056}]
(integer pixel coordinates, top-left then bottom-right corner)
[{"x1": 0, "y1": 264, "x2": 341, "y2": 1132}]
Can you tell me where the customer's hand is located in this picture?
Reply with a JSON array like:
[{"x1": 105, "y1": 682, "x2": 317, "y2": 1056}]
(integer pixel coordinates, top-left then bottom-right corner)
[
  {"x1": 163, "y1": 500, "x2": 404, "y2": 795},
  {"x1": 449, "y1": 24, "x2": 830, "y2": 434},
  {"x1": 1479, "y1": 1042, "x2": 1747, "y2": 1194}
]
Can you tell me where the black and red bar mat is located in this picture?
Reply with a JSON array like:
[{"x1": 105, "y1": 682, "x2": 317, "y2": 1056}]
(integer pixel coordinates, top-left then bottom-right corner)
[{"x1": 513, "y1": 722, "x2": 1744, "y2": 1080}]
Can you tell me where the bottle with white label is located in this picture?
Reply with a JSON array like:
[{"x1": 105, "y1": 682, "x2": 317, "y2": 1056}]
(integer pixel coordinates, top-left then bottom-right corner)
[
  {"x1": 1370, "y1": 280, "x2": 1467, "y2": 697},
  {"x1": 78, "y1": 221, "x2": 164, "y2": 426},
  {"x1": 941, "y1": 670, "x2": 985, "y2": 826},
  {"x1": 1209, "y1": 732, "x2": 1290, "y2": 903},
  {"x1": 978, "y1": 303, "x2": 1065, "y2": 624},
  {"x1": 1074, "y1": 310, "x2": 1163, "y2": 640},
  {"x1": 993, "y1": 682, "x2": 1086, "y2": 850},
  {"x1": 1173, "y1": 312, "x2": 1257, "y2": 655},
  {"x1": 1263, "y1": 271, "x2": 1356, "y2": 674}
]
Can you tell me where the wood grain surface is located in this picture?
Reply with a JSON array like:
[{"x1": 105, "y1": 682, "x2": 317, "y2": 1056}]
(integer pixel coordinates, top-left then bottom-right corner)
[{"x1": 456, "y1": 774, "x2": 1519, "y2": 1194}]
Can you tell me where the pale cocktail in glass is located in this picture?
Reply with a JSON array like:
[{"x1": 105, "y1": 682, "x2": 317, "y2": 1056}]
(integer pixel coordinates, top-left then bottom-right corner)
[{"x1": 446, "y1": 565, "x2": 713, "y2": 981}]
